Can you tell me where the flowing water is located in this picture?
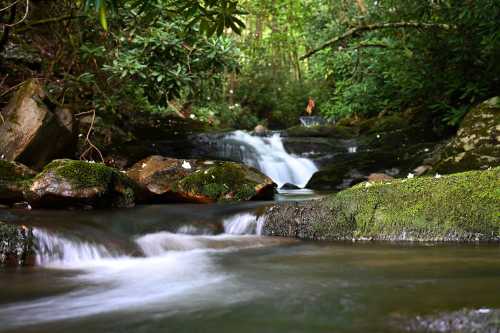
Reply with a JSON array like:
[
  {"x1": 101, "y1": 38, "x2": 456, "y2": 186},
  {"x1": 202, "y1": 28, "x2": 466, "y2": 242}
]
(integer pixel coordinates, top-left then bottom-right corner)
[
  {"x1": 1, "y1": 132, "x2": 499, "y2": 332},
  {"x1": 1, "y1": 205, "x2": 500, "y2": 333},
  {"x1": 200, "y1": 130, "x2": 318, "y2": 188}
]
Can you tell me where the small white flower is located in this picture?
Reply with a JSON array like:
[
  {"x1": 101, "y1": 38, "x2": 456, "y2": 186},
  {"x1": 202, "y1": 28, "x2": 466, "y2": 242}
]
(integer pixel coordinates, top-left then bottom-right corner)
[
  {"x1": 207, "y1": 97, "x2": 211, "y2": 101},
  {"x1": 190, "y1": 114, "x2": 196, "y2": 119},
  {"x1": 364, "y1": 182, "x2": 372, "y2": 188},
  {"x1": 434, "y1": 173, "x2": 442, "y2": 179},
  {"x1": 407, "y1": 173, "x2": 414, "y2": 179},
  {"x1": 477, "y1": 308, "x2": 491, "y2": 314},
  {"x1": 338, "y1": 46, "x2": 344, "y2": 51},
  {"x1": 229, "y1": 89, "x2": 234, "y2": 94},
  {"x1": 88, "y1": 160, "x2": 96, "y2": 164},
  {"x1": 0, "y1": 154, "x2": 4, "y2": 159},
  {"x1": 182, "y1": 161, "x2": 191, "y2": 170},
  {"x1": 78, "y1": 133, "x2": 83, "y2": 138},
  {"x1": 424, "y1": 148, "x2": 430, "y2": 152},
  {"x1": 376, "y1": 134, "x2": 381, "y2": 139}
]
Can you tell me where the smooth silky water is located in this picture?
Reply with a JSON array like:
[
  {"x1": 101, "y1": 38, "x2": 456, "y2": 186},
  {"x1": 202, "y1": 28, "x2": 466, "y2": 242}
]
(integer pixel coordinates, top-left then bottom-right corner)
[
  {"x1": 1, "y1": 204, "x2": 500, "y2": 333},
  {"x1": 1, "y1": 132, "x2": 499, "y2": 332}
]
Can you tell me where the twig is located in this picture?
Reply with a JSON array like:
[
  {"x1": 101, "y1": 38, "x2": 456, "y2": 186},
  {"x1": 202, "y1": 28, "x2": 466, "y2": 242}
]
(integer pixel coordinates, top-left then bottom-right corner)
[
  {"x1": 79, "y1": 109, "x2": 104, "y2": 162},
  {"x1": 300, "y1": 21, "x2": 455, "y2": 60},
  {"x1": 5, "y1": 0, "x2": 29, "y2": 27},
  {"x1": 13, "y1": 15, "x2": 85, "y2": 33},
  {"x1": 0, "y1": 80, "x2": 25, "y2": 97},
  {"x1": 0, "y1": 0, "x2": 19, "y2": 13}
]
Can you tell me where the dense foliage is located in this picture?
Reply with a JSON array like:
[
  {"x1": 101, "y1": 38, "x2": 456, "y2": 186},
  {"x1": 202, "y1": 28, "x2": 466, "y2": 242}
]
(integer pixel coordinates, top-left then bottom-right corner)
[{"x1": 1, "y1": 0, "x2": 499, "y2": 129}]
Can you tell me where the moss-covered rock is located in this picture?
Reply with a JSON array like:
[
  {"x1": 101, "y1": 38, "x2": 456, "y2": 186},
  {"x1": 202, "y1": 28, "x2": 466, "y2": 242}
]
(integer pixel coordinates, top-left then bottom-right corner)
[
  {"x1": 0, "y1": 222, "x2": 36, "y2": 267},
  {"x1": 264, "y1": 167, "x2": 500, "y2": 241},
  {"x1": 127, "y1": 155, "x2": 276, "y2": 203},
  {"x1": 0, "y1": 160, "x2": 35, "y2": 205},
  {"x1": 433, "y1": 97, "x2": 500, "y2": 174},
  {"x1": 29, "y1": 159, "x2": 138, "y2": 208}
]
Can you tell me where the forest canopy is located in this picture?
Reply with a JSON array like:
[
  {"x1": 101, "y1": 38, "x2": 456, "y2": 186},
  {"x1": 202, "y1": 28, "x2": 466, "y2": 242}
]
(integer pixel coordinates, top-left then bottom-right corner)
[{"x1": 1, "y1": 0, "x2": 499, "y2": 129}]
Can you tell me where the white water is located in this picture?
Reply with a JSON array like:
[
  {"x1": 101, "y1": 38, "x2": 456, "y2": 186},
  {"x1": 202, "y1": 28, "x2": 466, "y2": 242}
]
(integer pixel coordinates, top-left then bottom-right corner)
[
  {"x1": 225, "y1": 131, "x2": 318, "y2": 188},
  {"x1": 0, "y1": 213, "x2": 274, "y2": 328}
]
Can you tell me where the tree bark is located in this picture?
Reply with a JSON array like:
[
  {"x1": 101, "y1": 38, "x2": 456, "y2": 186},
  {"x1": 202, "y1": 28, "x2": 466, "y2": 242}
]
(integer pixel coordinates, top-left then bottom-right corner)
[{"x1": 300, "y1": 21, "x2": 454, "y2": 60}]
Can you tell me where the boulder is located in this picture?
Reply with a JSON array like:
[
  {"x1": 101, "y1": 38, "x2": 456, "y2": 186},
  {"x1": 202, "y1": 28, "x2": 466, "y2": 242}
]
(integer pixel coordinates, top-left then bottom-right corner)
[
  {"x1": 263, "y1": 167, "x2": 500, "y2": 242},
  {"x1": 29, "y1": 159, "x2": 138, "y2": 208},
  {"x1": 254, "y1": 124, "x2": 268, "y2": 135},
  {"x1": 281, "y1": 183, "x2": 301, "y2": 190},
  {"x1": 126, "y1": 155, "x2": 276, "y2": 203},
  {"x1": 0, "y1": 222, "x2": 36, "y2": 267},
  {"x1": 0, "y1": 80, "x2": 76, "y2": 170},
  {"x1": 367, "y1": 173, "x2": 394, "y2": 182},
  {"x1": 433, "y1": 97, "x2": 500, "y2": 174},
  {"x1": 0, "y1": 160, "x2": 36, "y2": 205}
]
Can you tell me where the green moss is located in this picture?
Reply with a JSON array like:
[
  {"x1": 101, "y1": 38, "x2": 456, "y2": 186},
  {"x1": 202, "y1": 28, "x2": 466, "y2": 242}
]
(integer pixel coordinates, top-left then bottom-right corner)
[
  {"x1": 42, "y1": 160, "x2": 114, "y2": 189},
  {"x1": 266, "y1": 168, "x2": 499, "y2": 241},
  {"x1": 324, "y1": 167, "x2": 500, "y2": 241},
  {"x1": 175, "y1": 163, "x2": 258, "y2": 201},
  {"x1": 0, "y1": 160, "x2": 33, "y2": 182}
]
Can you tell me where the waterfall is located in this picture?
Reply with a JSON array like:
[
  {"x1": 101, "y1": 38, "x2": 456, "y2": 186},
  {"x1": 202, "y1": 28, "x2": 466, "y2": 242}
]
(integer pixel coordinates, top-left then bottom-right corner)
[
  {"x1": 216, "y1": 131, "x2": 318, "y2": 188},
  {"x1": 34, "y1": 229, "x2": 116, "y2": 266},
  {"x1": 223, "y1": 213, "x2": 264, "y2": 236}
]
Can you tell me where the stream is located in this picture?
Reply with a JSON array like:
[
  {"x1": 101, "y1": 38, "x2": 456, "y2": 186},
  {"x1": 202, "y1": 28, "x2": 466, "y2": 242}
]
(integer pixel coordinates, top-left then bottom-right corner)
[{"x1": 1, "y1": 131, "x2": 499, "y2": 332}]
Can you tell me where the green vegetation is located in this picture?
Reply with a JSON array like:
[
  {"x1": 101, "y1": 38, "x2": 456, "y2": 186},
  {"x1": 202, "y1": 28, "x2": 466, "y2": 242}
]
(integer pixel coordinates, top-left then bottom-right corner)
[
  {"x1": 3, "y1": 0, "x2": 499, "y2": 134},
  {"x1": 264, "y1": 167, "x2": 500, "y2": 241},
  {"x1": 174, "y1": 162, "x2": 258, "y2": 201},
  {"x1": 40, "y1": 160, "x2": 116, "y2": 189}
]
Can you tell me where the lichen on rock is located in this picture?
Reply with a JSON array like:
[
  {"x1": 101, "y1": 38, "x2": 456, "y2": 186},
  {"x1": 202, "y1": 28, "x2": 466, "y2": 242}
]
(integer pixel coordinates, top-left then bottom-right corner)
[
  {"x1": 0, "y1": 222, "x2": 36, "y2": 267},
  {"x1": 433, "y1": 97, "x2": 500, "y2": 174}
]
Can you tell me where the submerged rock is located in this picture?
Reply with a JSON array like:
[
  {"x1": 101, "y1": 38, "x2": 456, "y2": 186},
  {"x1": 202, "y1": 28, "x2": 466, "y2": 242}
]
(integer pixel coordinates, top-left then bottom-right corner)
[
  {"x1": 0, "y1": 160, "x2": 36, "y2": 205},
  {"x1": 127, "y1": 155, "x2": 276, "y2": 203},
  {"x1": 405, "y1": 308, "x2": 500, "y2": 333},
  {"x1": 263, "y1": 167, "x2": 500, "y2": 241},
  {"x1": 0, "y1": 222, "x2": 36, "y2": 267},
  {"x1": 0, "y1": 80, "x2": 76, "y2": 170},
  {"x1": 29, "y1": 159, "x2": 138, "y2": 208},
  {"x1": 433, "y1": 97, "x2": 500, "y2": 174}
]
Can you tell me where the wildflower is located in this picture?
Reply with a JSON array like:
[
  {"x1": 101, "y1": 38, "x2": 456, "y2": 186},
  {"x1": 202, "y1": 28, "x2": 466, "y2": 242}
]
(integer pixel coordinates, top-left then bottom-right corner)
[
  {"x1": 434, "y1": 173, "x2": 442, "y2": 179},
  {"x1": 182, "y1": 161, "x2": 192, "y2": 170},
  {"x1": 376, "y1": 134, "x2": 381, "y2": 139},
  {"x1": 407, "y1": 173, "x2": 414, "y2": 179}
]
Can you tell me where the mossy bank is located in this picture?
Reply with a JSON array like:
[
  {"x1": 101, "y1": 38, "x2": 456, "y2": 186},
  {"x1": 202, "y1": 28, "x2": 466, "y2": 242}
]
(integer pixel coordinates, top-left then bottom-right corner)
[{"x1": 263, "y1": 167, "x2": 500, "y2": 242}]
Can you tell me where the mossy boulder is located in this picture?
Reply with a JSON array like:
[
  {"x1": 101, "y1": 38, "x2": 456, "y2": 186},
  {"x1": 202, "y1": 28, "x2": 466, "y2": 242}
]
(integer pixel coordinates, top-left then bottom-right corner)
[
  {"x1": 0, "y1": 160, "x2": 36, "y2": 204},
  {"x1": 433, "y1": 97, "x2": 500, "y2": 174},
  {"x1": 0, "y1": 222, "x2": 36, "y2": 267},
  {"x1": 29, "y1": 159, "x2": 138, "y2": 208},
  {"x1": 0, "y1": 80, "x2": 76, "y2": 170},
  {"x1": 126, "y1": 155, "x2": 276, "y2": 203},
  {"x1": 264, "y1": 167, "x2": 500, "y2": 241}
]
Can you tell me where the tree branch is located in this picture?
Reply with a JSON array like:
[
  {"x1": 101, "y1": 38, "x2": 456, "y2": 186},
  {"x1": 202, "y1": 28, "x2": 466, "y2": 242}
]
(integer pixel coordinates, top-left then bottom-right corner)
[
  {"x1": 300, "y1": 21, "x2": 454, "y2": 60},
  {"x1": 13, "y1": 15, "x2": 85, "y2": 33}
]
